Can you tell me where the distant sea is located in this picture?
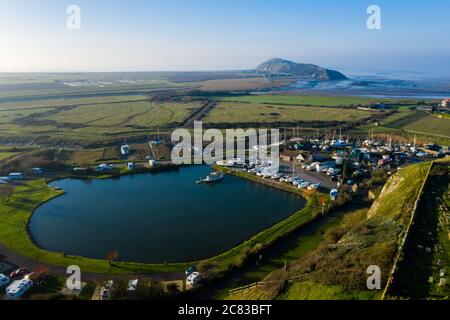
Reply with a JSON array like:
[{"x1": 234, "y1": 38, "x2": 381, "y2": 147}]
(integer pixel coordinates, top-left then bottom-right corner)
[{"x1": 272, "y1": 67, "x2": 450, "y2": 99}]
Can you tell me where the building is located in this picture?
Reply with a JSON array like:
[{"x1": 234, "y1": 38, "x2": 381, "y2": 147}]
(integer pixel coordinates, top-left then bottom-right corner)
[
  {"x1": 315, "y1": 161, "x2": 335, "y2": 173},
  {"x1": 148, "y1": 160, "x2": 157, "y2": 167},
  {"x1": 441, "y1": 99, "x2": 450, "y2": 107},
  {"x1": 416, "y1": 106, "x2": 434, "y2": 112},
  {"x1": 280, "y1": 150, "x2": 300, "y2": 162},
  {"x1": 120, "y1": 144, "x2": 131, "y2": 156}
]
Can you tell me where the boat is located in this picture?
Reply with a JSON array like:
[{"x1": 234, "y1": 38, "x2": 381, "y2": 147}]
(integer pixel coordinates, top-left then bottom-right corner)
[{"x1": 196, "y1": 171, "x2": 224, "y2": 184}]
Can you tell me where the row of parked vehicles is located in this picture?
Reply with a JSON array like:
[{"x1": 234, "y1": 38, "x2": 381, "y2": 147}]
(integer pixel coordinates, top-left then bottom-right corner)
[
  {"x1": 243, "y1": 167, "x2": 321, "y2": 191},
  {"x1": 0, "y1": 267, "x2": 46, "y2": 299},
  {"x1": 279, "y1": 176, "x2": 320, "y2": 190}
]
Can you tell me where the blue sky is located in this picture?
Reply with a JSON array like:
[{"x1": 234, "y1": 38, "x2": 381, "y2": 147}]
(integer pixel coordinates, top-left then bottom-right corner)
[{"x1": 0, "y1": 0, "x2": 449, "y2": 73}]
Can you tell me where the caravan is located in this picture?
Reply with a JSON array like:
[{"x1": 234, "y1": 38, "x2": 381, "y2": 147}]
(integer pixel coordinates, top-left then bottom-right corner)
[{"x1": 5, "y1": 279, "x2": 33, "y2": 299}]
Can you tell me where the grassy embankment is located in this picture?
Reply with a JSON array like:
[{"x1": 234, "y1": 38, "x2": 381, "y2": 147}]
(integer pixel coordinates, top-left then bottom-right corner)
[
  {"x1": 0, "y1": 171, "x2": 325, "y2": 276},
  {"x1": 387, "y1": 159, "x2": 449, "y2": 299},
  {"x1": 226, "y1": 162, "x2": 433, "y2": 300}
]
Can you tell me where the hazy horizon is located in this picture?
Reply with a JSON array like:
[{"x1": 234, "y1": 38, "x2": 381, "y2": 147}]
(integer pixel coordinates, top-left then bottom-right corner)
[{"x1": 1, "y1": 0, "x2": 450, "y2": 75}]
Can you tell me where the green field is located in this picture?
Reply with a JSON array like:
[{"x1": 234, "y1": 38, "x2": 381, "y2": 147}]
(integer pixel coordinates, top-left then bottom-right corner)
[
  {"x1": 403, "y1": 114, "x2": 450, "y2": 138},
  {"x1": 0, "y1": 95, "x2": 149, "y2": 111},
  {"x1": 204, "y1": 101, "x2": 374, "y2": 125},
  {"x1": 217, "y1": 94, "x2": 417, "y2": 107},
  {"x1": 0, "y1": 78, "x2": 182, "y2": 100},
  {"x1": 0, "y1": 99, "x2": 203, "y2": 144},
  {"x1": 357, "y1": 107, "x2": 450, "y2": 144}
]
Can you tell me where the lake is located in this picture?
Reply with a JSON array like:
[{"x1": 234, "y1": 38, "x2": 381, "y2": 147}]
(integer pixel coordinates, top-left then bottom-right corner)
[{"x1": 29, "y1": 165, "x2": 306, "y2": 263}]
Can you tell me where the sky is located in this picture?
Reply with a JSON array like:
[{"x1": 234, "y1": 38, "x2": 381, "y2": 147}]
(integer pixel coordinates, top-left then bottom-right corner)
[{"x1": 1, "y1": 0, "x2": 450, "y2": 73}]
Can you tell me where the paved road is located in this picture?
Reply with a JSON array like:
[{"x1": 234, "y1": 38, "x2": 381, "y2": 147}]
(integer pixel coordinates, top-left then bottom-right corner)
[
  {"x1": 0, "y1": 243, "x2": 184, "y2": 283},
  {"x1": 279, "y1": 160, "x2": 337, "y2": 191}
]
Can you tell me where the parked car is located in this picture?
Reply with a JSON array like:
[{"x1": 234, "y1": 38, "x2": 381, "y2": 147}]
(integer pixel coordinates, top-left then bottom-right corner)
[
  {"x1": 308, "y1": 183, "x2": 320, "y2": 190},
  {"x1": 298, "y1": 182, "x2": 311, "y2": 189},
  {"x1": 0, "y1": 274, "x2": 10, "y2": 287},
  {"x1": 10, "y1": 268, "x2": 29, "y2": 279}
]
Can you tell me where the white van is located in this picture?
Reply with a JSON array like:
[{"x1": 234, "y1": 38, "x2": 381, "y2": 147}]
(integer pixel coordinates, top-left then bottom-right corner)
[
  {"x1": 0, "y1": 274, "x2": 10, "y2": 287},
  {"x1": 186, "y1": 272, "x2": 203, "y2": 287},
  {"x1": 6, "y1": 279, "x2": 33, "y2": 299}
]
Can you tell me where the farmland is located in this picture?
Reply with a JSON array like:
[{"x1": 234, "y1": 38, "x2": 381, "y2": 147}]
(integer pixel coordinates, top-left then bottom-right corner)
[
  {"x1": 0, "y1": 98, "x2": 205, "y2": 145},
  {"x1": 217, "y1": 94, "x2": 417, "y2": 107},
  {"x1": 203, "y1": 101, "x2": 374, "y2": 126},
  {"x1": 402, "y1": 114, "x2": 450, "y2": 137},
  {"x1": 357, "y1": 107, "x2": 450, "y2": 144}
]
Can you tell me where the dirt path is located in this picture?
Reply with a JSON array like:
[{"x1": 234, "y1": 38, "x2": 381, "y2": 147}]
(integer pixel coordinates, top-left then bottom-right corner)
[{"x1": 181, "y1": 100, "x2": 217, "y2": 127}]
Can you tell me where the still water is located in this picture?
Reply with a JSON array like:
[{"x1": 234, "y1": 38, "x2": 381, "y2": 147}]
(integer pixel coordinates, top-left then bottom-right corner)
[{"x1": 30, "y1": 166, "x2": 306, "y2": 263}]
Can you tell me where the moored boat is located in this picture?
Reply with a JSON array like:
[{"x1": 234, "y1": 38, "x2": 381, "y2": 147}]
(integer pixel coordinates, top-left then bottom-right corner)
[{"x1": 196, "y1": 171, "x2": 224, "y2": 184}]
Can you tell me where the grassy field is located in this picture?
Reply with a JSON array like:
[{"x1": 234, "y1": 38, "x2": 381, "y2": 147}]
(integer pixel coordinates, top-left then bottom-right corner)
[
  {"x1": 217, "y1": 94, "x2": 417, "y2": 107},
  {"x1": 278, "y1": 281, "x2": 379, "y2": 300},
  {"x1": 356, "y1": 107, "x2": 450, "y2": 145},
  {"x1": 402, "y1": 114, "x2": 450, "y2": 138},
  {"x1": 0, "y1": 79, "x2": 183, "y2": 101},
  {"x1": 204, "y1": 101, "x2": 374, "y2": 125},
  {"x1": 0, "y1": 99, "x2": 204, "y2": 144},
  {"x1": 0, "y1": 95, "x2": 149, "y2": 111},
  {"x1": 195, "y1": 78, "x2": 295, "y2": 91}
]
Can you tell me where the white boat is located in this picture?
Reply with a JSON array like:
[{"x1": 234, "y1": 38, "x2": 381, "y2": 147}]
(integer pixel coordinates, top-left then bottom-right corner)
[{"x1": 197, "y1": 171, "x2": 224, "y2": 184}]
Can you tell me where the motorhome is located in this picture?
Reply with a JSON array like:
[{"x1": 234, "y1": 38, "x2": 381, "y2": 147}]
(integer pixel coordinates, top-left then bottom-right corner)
[{"x1": 5, "y1": 279, "x2": 33, "y2": 299}]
